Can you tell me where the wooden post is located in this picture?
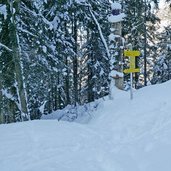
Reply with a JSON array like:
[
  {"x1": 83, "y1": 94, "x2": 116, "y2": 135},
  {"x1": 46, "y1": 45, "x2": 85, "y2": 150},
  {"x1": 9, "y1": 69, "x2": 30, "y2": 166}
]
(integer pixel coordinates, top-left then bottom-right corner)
[
  {"x1": 113, "y1": 22, "x2": 124, "y2": 90},
  {"x1": 109, "y1": 2, "x2": 125, "y2": 90}
]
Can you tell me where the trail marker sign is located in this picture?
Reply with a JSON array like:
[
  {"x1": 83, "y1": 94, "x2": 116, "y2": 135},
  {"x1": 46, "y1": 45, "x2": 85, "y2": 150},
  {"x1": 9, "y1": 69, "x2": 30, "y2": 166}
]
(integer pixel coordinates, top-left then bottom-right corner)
[
  {"x1": 123, "y1": 50, "x2": 140, "y2": 73},
  {"x1": 124, "y1": 68, "x2": 140, "y2": 73},
  {"x1": 123, "y1": 50, "x2": 140, "y2": 100},
  {"x1": 124, "y1": 50, "x2": 140, "y2": 57}
]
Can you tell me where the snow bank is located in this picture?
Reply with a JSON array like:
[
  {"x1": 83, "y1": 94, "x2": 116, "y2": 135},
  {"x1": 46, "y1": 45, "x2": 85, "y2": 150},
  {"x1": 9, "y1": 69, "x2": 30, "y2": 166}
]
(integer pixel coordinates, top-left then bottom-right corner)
[{"x1": 42, "y1": 101, "x2": 100, "y2": 123}]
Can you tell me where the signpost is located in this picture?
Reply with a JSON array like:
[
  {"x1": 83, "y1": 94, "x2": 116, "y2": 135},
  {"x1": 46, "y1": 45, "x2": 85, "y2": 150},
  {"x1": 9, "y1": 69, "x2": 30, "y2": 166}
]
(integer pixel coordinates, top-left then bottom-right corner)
[
  {"x1": 108, "y1": 2, "x2": 125, "y2": 93},
  {"x1": 124, "y1": 50, "x2": 140, "y2": 100}
]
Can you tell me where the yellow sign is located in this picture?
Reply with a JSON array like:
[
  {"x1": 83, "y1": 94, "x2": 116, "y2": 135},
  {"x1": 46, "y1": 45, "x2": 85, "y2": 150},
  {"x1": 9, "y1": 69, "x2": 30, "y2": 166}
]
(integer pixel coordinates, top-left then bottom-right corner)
[
  {"x1": 130, "y1": 57, "x2": 136, "y2": 69},
  {"x1": 123, "y1": 50, "x2": 140, "y2": 73},
  {"x1": 124, "y1": 50, "x2": 140, "y2": 57},
  {"x1": 124, "y1": 68, "x2": 140, "y2": 73}
]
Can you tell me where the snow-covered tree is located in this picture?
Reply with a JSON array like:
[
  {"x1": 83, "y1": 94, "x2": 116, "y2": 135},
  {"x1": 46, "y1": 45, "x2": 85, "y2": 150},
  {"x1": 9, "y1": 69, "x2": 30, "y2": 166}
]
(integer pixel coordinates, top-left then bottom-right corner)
[
  {"x1": 0, "y1": 0, "x2": 30, "y2": 122},
  {"x1": 122, "y1": 0, "x2": 159, "y2": 88}
]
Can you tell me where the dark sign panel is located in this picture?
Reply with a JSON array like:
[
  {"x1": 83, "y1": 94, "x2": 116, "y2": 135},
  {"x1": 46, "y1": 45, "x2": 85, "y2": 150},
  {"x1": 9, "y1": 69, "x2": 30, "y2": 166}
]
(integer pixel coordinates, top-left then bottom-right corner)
[{"x1": 112, "y1": 9, "x2": 120, "y2": 15}]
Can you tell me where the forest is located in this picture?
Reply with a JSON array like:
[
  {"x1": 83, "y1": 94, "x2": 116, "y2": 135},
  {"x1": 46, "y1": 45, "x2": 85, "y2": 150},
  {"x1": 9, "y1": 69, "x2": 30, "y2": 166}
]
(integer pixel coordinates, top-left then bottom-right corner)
[{"x1": 0, "y1": 0, "x2": 171, "y2": 124}]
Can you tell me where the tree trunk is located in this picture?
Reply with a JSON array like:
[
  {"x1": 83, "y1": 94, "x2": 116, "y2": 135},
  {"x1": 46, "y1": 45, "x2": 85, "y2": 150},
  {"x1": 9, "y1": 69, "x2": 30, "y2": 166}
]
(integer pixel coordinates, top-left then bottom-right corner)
[
  {"x1": 73, "y1": 14, "x2": 78, "y2": 106},
  {"x1": 65, "y1": 57, "x2": 70, "y2": 105},
  {"x1": 10, "y1": 1, "x2": 29, "y2": 121},
  {"x1": 0, "y1": 72, "x2": 3, "y2": 124}
]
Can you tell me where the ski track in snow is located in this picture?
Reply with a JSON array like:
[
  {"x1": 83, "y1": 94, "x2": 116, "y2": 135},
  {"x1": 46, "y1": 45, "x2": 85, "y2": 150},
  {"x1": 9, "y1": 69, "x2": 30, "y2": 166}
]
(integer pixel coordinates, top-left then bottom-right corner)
[{"x1": 0, "y1": 81, "x2": 171, "y2": 171}]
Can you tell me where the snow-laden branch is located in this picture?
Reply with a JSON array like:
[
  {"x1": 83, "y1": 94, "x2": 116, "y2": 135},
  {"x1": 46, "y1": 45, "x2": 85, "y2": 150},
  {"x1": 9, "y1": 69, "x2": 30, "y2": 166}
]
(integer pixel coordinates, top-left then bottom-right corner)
[
  {"x1": 1, "y1": 89, "x2": 20, "y2": 110},
  {"x1": 0, "y1": 4, "x2": 7, "y2": 19},
  {"x1": 18, "y1": 27, "x2": 39, "y2": 38},
  {"x1": 0, "y1": 43, "x2": 13, "y2": 52},
  {"x1": 88, "y1": 7, "x2": 110, "y2": 60}
]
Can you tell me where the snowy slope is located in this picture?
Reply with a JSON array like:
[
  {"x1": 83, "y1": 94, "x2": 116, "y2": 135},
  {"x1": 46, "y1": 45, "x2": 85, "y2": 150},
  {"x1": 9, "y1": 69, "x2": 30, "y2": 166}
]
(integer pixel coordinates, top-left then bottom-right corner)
[{"x1": 0, "y1": 81, "x2": 171, "y2": 171}]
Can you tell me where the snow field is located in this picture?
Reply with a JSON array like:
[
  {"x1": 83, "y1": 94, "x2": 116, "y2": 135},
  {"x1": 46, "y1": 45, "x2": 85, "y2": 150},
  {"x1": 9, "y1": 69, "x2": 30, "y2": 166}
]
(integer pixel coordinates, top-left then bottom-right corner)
[{"x1": 0, "y1": 80, "x2": 171, "y2": 171}]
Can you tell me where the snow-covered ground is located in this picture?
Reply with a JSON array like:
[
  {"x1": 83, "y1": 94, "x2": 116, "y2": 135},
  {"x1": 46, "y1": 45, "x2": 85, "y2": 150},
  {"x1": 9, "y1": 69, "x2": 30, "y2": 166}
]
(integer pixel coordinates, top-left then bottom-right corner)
[{"x1": 0, "y1": 80, "x2": 171, "y2": 171}]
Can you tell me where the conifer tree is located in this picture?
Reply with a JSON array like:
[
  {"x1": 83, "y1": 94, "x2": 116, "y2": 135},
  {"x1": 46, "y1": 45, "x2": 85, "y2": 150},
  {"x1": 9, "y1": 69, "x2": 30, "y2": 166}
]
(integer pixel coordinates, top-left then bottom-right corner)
[{"x1": 123, "y1": 0, "x2": 159, "y2": 88}]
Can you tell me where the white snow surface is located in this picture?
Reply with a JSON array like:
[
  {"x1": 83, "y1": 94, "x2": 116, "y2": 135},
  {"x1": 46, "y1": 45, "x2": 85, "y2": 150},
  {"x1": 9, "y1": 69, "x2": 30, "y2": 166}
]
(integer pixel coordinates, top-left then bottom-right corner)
[
  {"x1": 0, "y1": 5, "x2": 7, "y2": 19},
  {"x1": 110, "y1": 70, "x2": 124, "y2": 78},
  {"x1": 111, "y1": 2, "x2": 122, "y2": 10},
  {"x1": 1, "y1": 80, "x2": 171, "y2": 171},
  {"x1": 109, "y1": 33, "x2": 120, "y2": 41},
  {"x1": 108, "y1": 13, "x2": 126, "y2": 23},
  {"x1": 75, "y1": 0, "x2": 86, "y2": 3}
]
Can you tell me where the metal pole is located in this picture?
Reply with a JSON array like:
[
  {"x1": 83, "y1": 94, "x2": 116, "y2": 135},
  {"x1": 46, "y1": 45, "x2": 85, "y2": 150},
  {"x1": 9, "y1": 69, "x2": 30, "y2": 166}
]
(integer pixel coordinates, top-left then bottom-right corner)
[
  {"x1": 130, "y1": 72, "x2": 133, "y2": 100},
  {"x1": 144, "y1": 0, "x2": 147, "y2": 86}
]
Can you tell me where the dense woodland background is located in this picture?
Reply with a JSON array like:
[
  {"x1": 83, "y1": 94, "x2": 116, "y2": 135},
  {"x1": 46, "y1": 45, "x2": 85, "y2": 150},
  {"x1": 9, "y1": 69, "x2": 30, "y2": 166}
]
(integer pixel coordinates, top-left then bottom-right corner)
[{"x1": 0, "y1": 0, "x2": 171, "y2": 124}]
